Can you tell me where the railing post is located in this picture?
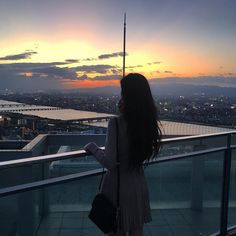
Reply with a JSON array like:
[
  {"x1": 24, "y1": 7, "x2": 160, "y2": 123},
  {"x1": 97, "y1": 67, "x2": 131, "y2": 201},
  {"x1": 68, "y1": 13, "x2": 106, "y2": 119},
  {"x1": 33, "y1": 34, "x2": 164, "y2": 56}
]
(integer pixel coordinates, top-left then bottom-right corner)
[
  {"x1": 17, "y1": 166, "x2": 35, "y2": 236},
  {"x1": 191, "y1": 140, "x2": 205, "y2": 211},
  {"x1": 41, "y1": 147, "x2": 51, "y2": 218},
  {"x1": 220, "y1": 134, "x2": 232, "y2": 236},
  {"x1": 41, "y1": 162, "x2": 50, "y2": 217}
]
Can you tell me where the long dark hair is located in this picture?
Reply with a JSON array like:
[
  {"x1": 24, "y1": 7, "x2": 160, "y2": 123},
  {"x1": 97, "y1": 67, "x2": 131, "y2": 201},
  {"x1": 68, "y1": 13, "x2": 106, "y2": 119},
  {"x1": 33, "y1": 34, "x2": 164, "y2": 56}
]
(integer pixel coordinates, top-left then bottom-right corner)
[{"x1": 120, "y1": 73, "x2": 162, "y2": 169}]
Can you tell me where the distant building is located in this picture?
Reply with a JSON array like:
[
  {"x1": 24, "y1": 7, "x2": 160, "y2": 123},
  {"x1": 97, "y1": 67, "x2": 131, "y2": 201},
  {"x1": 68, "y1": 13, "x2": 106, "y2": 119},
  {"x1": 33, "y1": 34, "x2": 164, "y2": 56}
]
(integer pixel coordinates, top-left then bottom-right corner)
[{"x1": 0, "y1": 115, "x2": 11, "y2": 126}]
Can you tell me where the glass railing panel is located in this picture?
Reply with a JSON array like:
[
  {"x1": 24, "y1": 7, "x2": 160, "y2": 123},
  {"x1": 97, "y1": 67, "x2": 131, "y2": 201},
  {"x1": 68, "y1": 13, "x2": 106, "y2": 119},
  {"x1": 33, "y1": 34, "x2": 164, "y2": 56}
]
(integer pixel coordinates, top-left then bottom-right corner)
[
  {"x1": 0, "y1": 189, "x2": 42, "y2": 236},
  {"x1": 0, "y1": 164, "x2": 44, "y2": 188},
  {"x1": 49, "y1": 155, "x2": 101, "y2": 176},
  {"x1": 46, "y1": 134, "x2": 106, "y2": 155},
  {"x1": 228, "y1": 148, "x2": 236, "y2": 229},
  {"x1": 231, "y1": 133, "x2": 236, "y2": 146},
  {"x1": 0, "y1": 135, "x2": 106, "y2": 188},
  {"x1": 159, "y1": 135, "x2": 227, "y2": 158},
  {"x1": 145, "y1": 151, "x2": 224, "y2": 236},
  {"x1": 0, "y1": 172, "x2": 105, "y2": 236},
  {"x1": 47, "y1": 145, "x2": 61, "y2": 154},
  {"x1": 0, "y1": 155, "x2": 101, "y2": 188}
]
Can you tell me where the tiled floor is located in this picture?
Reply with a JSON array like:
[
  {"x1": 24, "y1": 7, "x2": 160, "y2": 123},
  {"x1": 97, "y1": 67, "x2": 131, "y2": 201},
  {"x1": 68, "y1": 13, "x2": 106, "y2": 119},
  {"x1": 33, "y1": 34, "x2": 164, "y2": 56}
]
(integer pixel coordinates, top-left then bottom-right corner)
[{"x1": 35, "y1": 208, "x2": 236, "y2": 236}]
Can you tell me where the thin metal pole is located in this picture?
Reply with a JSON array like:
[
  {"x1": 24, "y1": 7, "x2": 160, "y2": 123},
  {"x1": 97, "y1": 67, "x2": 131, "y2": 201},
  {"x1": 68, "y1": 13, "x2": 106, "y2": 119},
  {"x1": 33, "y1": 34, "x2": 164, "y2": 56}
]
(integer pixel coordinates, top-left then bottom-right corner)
[
  {"x1": 123, "y1": 13, "x2": 126, "y2": 78},
  {"x1": 220, "y1": 134, "x2": 232, "y2": 235}
]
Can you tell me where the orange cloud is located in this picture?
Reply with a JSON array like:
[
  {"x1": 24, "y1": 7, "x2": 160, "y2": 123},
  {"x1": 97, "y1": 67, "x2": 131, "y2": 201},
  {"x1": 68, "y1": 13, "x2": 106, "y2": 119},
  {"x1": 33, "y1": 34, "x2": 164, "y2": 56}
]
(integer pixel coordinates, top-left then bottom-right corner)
[{"x1": 18, "y1": 72, "x2": 33, "y2": 77}]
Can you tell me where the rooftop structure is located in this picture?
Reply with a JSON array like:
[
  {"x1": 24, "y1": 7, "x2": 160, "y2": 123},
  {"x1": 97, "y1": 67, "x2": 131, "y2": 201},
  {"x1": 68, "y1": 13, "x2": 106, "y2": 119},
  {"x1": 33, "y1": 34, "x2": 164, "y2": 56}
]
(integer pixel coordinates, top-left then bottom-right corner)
[
  {"x1": 0, "y1": 100, "x2": 111, "y2": 121},
  {"x1": 87, "y1": 120, "x2": 235, "y2": 137}
]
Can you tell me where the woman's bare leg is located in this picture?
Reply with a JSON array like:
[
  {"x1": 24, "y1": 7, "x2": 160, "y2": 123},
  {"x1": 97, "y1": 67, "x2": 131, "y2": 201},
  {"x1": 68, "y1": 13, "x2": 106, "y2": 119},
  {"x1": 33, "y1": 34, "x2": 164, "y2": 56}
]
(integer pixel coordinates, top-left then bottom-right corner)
[{"x1": 129, "y1": 226, "x2": 143, "y2": 236}]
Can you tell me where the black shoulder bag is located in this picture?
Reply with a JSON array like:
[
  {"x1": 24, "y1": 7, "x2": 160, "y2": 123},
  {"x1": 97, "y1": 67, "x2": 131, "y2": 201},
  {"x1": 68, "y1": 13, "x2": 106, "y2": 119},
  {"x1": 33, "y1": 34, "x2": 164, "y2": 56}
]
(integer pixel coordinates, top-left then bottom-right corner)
[{"x1": 88, "y1": 118, "x2": 120, "y2": 234}]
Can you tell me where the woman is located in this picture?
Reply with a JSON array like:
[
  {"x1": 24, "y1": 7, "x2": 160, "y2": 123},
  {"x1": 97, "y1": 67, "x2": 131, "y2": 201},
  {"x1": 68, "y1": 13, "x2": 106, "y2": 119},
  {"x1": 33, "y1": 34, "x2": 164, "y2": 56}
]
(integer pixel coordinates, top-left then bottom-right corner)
[{"x1": 84, "y1": 73, "x2": 162, "y2": 236}]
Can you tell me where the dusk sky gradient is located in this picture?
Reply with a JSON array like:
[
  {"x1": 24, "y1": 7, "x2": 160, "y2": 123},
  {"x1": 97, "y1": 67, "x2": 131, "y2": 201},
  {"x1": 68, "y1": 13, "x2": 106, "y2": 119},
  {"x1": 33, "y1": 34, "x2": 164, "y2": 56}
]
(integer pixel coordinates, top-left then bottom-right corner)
[{"x1": 0, "y1": 0, "x2": 236, "y2": 90}]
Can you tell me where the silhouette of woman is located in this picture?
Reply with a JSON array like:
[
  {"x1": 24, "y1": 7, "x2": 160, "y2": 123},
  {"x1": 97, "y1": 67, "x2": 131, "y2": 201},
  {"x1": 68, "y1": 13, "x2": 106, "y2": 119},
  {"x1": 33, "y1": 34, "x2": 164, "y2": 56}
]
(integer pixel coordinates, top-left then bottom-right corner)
[{"x1": 85, "y1": 73, "x2": 162, "y2": 236}]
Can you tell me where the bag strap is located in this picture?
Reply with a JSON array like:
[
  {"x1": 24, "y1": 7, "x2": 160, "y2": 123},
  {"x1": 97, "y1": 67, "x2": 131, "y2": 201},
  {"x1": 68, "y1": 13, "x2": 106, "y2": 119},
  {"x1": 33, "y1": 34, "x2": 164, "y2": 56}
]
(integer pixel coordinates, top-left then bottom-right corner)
[
  {"x1": 114, "y1": 117, "x2": 120, "y2": 209},
  {"x1": 98, "y1": 169, "x2": 105, "y2": 191},
  {"x1": 98, "y1": 117, "x2": 120, "y2": 204}
]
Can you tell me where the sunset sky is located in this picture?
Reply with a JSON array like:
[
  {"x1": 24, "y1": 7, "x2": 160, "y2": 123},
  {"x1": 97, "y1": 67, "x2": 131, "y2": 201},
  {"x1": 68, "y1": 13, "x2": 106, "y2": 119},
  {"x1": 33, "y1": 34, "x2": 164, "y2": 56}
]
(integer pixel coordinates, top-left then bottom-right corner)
[{"x1": 0, "y1": 0, "x2": 236, "y2": 90}]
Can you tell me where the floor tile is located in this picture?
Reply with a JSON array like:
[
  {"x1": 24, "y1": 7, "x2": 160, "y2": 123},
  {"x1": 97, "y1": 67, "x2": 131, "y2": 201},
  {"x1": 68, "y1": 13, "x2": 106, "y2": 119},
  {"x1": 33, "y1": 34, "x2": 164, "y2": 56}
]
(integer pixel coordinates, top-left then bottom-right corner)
[
  {"x1": 61, "y1": 218, "x2": 83, "y2": 229},
  {"x1": 36, "y1": 229, "x2": 60, "y2": 236},
  {"x1": 60, "y1": 229, "x2": 82, "y2": 236},
  {"x1": 82, "y1": 217, "x2": 96, "y2": 228},
  {"x1": 82, "y1": 228, "x2": 105, "y2": 236},
  {"x1": 40, "y1": 218, "x2": 62, "y2": 229},
  {"x1": 48, "y1": 213, "x2": 63, "y2": 218},
  {"x1": 170, "y1": 225, "x2": 199, "y2": 236},
  {"x1": 164, "y1": 213, "x2": 187, "y2": 226},
  {"x1": 148, "y1": 226, "x2": 173, "y2": 236},
  {"x1": 149, "y1": 214, "x2": 167, "y2": 226},
  {"x1": 63, "y1": 212, "x2": 85, "y2": 218},
  {"x1": 34, "y1": 207, "x2": 235, "y2": 236}
]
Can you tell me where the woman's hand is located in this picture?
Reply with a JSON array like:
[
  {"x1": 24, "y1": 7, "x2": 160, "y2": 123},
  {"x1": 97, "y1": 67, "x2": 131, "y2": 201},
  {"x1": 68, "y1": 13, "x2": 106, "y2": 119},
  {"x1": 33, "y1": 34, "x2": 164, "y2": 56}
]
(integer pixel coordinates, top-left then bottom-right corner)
[{"x1": 84, "y1": 142, "x2": 99, "y2": 155}]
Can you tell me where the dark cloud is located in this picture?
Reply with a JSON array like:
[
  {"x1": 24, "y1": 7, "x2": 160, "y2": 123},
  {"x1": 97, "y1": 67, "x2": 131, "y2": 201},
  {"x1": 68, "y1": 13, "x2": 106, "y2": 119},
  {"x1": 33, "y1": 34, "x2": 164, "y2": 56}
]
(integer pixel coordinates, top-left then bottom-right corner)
[
  {"x1": 76, "y1": 74, "x2": 89, "y2": 80},
  {"x1": 0, "y1": 62, "x2": 73, "y2": 83},
  {"x1": 111, "y1": 69, "x2": 121, "y2": 74},
  {"x1": 65, "y1": 59, "x2": 79, "y2": 63},
  {"x1": 0, "y1": 62, "x2": 117, "y2": 81},
  {"x1": 0, "y1": 62, "x2": 67, "y2": 70},
  {"x1": 147, "y1": 61, "x2": 162, "y2": 65},
  {"x1": 0, "y1": 51, "x2": 37, "y2": 60},
  {"x1": 98, "y1": 52, "x2": 127, "y2": 60},
  {"x1": 164, "y1": 70, "x2": 173, "y2": 73},
  {"x1": 127, "y1": 65, "x2": 143, "y2": 69},
  {"x1": 30, "y1": 66, "x2": 77, "y2": 80},
  {"x1": 0, "y1": 60, "x2": 121, "y2": 91},
  {"x1": 0, "y1": 66, "x2": 63, "y2": 91},
  {"x1": 0, "y1": 49, "x2": 125, "y2": 91},
  {"x1": 81, "y1": 57, "x2": 97, "y2": 62},
  {"x1": 75, "y1": 64, "x2": 115, "y2": 74},
  {"x1": 80, "y1": 52, "x2": 128, "y2": 62}
]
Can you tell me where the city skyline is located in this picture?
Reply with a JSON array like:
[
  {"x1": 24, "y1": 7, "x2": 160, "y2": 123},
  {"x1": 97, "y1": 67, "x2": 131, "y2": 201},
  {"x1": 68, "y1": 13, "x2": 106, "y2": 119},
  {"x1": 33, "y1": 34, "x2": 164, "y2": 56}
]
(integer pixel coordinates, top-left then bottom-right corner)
[{"x1": 0, "y1": 0, "x2": 236, "y2": 90}]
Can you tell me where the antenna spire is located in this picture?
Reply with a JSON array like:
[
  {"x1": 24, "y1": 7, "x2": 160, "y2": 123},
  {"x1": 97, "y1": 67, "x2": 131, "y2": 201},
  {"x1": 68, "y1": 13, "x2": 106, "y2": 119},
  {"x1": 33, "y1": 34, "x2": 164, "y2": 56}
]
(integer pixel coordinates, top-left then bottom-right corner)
[{"x1": 123, "y1": 13, "x2": 126, "y2": 78}]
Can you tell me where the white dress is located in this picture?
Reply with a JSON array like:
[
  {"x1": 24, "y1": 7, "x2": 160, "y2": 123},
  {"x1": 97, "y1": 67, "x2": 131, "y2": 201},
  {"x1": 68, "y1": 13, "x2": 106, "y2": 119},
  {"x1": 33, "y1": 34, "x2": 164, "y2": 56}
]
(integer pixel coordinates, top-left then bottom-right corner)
[{"x1": 87, "y1": 116, "x2": 152, "y2": 232}]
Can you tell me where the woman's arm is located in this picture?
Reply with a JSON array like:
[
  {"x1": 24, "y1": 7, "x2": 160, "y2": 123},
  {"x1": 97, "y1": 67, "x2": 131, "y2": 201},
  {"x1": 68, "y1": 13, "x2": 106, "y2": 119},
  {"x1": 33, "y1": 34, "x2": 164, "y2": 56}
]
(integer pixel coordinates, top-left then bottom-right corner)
[{"x1": 84, "y1": 117, "x2": 118, "y2": 170}]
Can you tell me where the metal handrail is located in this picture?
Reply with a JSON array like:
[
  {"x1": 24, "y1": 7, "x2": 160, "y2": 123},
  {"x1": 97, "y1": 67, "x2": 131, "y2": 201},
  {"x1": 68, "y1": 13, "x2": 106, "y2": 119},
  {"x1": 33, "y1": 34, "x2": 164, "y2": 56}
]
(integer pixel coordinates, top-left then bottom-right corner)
[
  {"x1": 0, "y1": 149, "x2": 89, "y2": 170},
  {"x1": 0, "y1": 131, "x2": 235, "y2": 170},
  {"x1": 0, "y1": 146, "x2": 231, "y2": 197},
  {"x1": 0, "y1": 168, "x2": 104, "y2": 197},
  {"x1": 162, "y1": 130, "x2": 236, "y2": 143}
]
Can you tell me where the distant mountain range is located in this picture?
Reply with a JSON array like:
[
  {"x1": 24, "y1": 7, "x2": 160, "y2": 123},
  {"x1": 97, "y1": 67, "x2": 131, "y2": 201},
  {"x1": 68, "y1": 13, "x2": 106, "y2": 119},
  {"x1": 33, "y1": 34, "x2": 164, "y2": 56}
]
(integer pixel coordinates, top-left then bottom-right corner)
[
  {"x1": 1, "y1": 76, "x2": 236, "y2": 97},
  {"x1": 75, "y1": 83, "x2": 236, "y2": 97},
  {"x1": 150, "y1": 83, "x2": 236, "y2": 97}
]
